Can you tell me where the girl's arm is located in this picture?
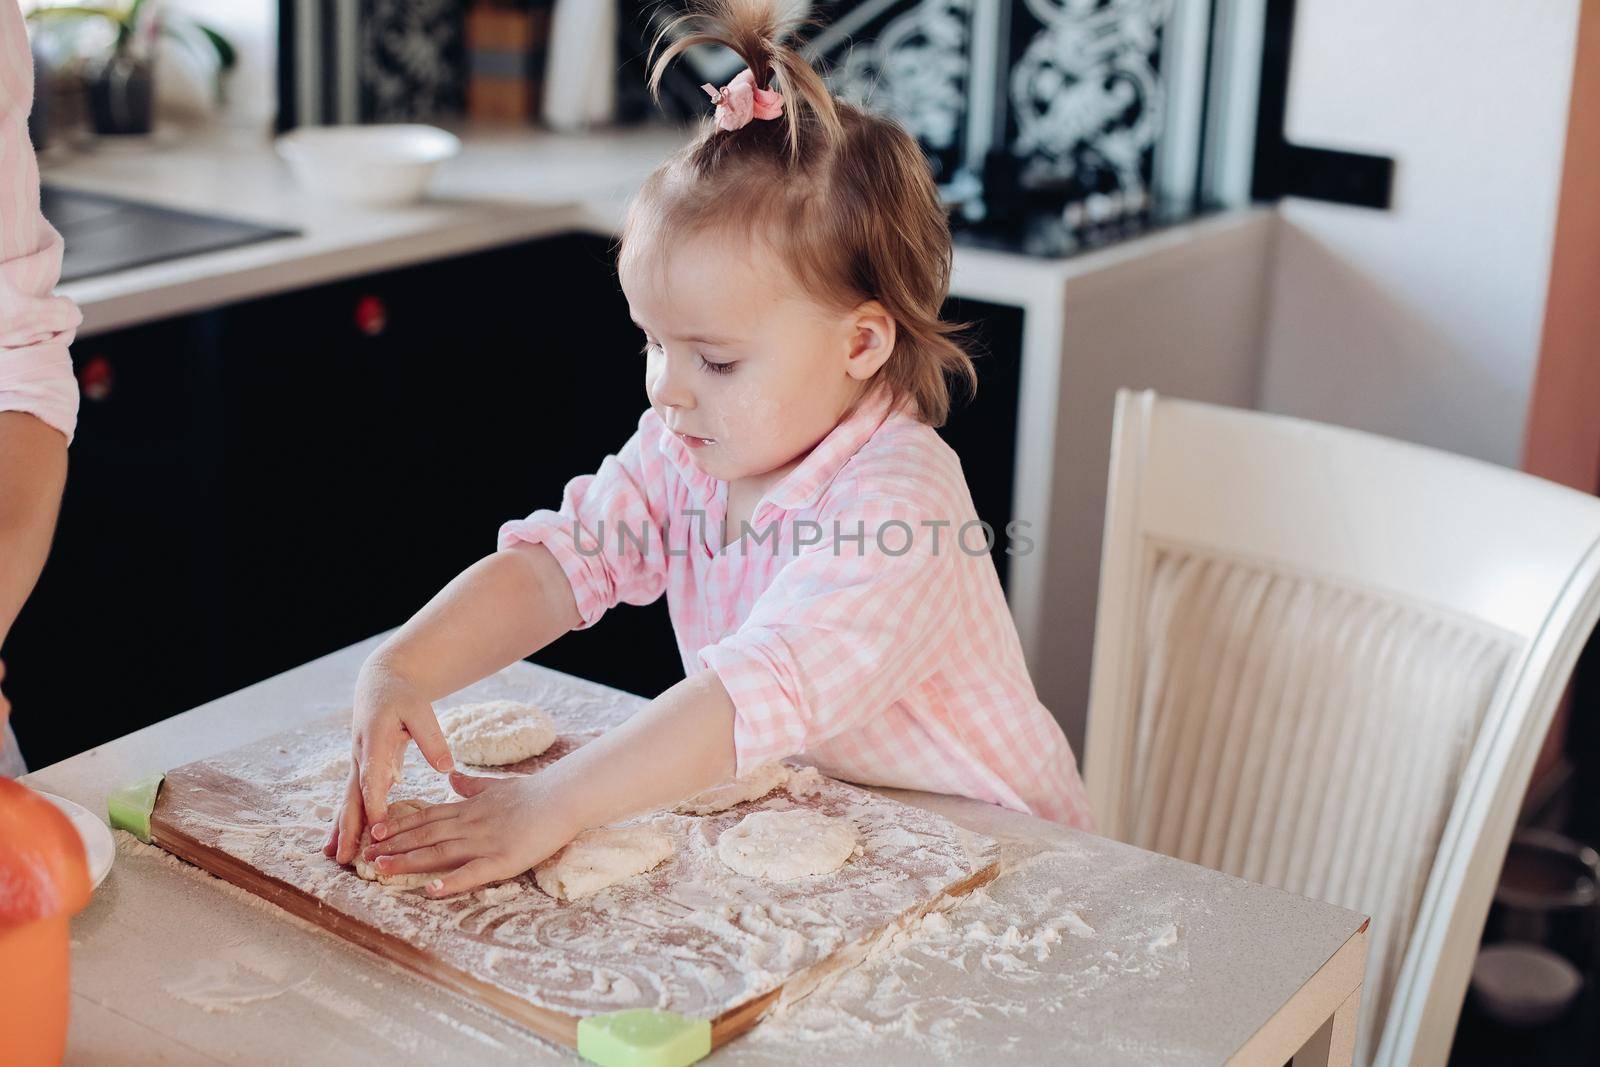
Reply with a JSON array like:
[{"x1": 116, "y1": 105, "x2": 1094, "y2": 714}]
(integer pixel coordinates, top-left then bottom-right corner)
[
  {"x1": 1, "y1": 2, "x2": 83, "y2": 751},
  {"x1": 364, "y1": 668, "x2": 737, "y2": 896},
  {"x1": 485, "y1": 668, "x2": 737, "y2": 829},
  {"x1": 374, "y1": 540, "x2": 583, "y2": 700},
  {"x1": 328, "y1": 412, "x2": 675, "y2": 865},
  {"x1": 326, "y1": 541, "x2": 583, "y2": 863}
]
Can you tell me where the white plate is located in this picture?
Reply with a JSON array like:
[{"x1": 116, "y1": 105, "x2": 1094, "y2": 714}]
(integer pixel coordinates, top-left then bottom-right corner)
[{"x1": 36, "y1": 790, "x2": 116, "y2": 891}]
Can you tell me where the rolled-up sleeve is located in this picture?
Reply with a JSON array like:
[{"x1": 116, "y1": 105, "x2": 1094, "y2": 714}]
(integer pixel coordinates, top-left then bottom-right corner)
[
  {"x1": 0, "y1": 5, "x2": 82, "y2": 442},
  {"x1": 697, "y1": 495, "x2": 962, "y2": 774},
  {"x1": 497, "y1": 410, "x2": 670, "y2": 631}
]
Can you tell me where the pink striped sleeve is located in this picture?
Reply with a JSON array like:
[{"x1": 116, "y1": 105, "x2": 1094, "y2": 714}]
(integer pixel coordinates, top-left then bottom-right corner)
[
  {"x1": 497, "y1": 410, "x2": 672, "y2": 631},
  {"x1": 697, "y1": 494, "x2": 962, "y2": 776},
  {"x1": 0, "y1": 3, "x2": 82, "y2": 442}
]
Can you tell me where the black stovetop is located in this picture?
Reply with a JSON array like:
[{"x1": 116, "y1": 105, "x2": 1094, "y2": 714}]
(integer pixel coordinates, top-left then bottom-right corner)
[{"x1": 40, "y1": 185, "x2": 299, "y2": 282}]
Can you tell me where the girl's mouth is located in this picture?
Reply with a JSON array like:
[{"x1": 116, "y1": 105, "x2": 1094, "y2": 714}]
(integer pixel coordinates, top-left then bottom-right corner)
[{"x1": 678, "y1": 432, "x2": 715, "y2": 449}]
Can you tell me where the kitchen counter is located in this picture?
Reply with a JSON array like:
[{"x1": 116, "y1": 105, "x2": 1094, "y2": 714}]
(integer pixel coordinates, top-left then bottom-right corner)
[
  {"x1": 41, "y1": 123, "x2": 692, "y2": 338},
  {"x1": 25, "y1": 634, "x2": 1366, "y2": 1065}
]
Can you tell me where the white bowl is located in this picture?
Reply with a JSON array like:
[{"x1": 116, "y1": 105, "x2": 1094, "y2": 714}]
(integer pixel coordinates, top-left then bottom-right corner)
[{"x1": 275, "y1": 124, "x2": 461, "y2": 207}]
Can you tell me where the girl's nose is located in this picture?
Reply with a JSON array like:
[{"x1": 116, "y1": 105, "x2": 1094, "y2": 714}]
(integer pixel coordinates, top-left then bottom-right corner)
[{"x1": 648, "y1": 351, "x2": 695, "y2": 411}]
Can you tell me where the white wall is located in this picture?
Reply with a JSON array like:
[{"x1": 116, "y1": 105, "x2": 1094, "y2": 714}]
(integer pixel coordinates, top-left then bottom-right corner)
[
  {"x1": 1258, "y1": 0, "x2": 1581, "y2": 467},
  {"x1": 164, "y1": 0, "x2": 277, "y2": 133}
]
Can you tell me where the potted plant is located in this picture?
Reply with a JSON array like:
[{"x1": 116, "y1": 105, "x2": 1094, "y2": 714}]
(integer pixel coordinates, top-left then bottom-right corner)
[{"x1": 26, "y1": 0, "x2": 236, "y2": 137}]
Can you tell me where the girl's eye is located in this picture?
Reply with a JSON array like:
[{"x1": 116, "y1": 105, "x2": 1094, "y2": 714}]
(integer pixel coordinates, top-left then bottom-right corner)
[{"x1": 638, "y1": 340, "x2": 732, "y2": 374}]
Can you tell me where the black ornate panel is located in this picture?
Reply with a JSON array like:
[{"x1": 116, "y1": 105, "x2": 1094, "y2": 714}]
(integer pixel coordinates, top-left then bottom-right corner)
[
  {"x1": 619, "y1": 1, "x2": 978, "y2": 182},
  {"x1": 808, "y1": 0, "x2": 977, "y2": 182},
  {"x1": 1003, "y1": 0, "x2": 1172, "y2": 211},
  {"x1": 359, "y1": 0, "x2": 467, "y2": 122},
  {"x1": 267, "y1": 0, "x2": 1207, "y2": 252},
  {"x1": 618, "y1": 1, "x2": 1187, "y2": 217}
]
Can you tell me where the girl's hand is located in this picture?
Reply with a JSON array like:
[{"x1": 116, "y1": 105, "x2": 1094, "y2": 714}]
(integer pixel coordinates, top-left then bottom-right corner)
[
  {"x1": 360, "y1": 771, "x2": 582, "y2": 897},
  {"x1": 323, "y1": 656, "x2": 455, "y2": 865}
]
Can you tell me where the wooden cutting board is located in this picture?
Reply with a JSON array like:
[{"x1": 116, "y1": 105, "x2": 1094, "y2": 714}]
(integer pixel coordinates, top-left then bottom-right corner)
[{"x1": 149, "y1": 709, "x2": 1000, "y2": 1052}]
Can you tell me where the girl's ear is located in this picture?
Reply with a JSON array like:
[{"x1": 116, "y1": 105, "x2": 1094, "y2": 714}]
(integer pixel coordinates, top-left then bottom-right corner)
[{"x1": 844, "y1": 301, "x2": 896, "y2": 381}]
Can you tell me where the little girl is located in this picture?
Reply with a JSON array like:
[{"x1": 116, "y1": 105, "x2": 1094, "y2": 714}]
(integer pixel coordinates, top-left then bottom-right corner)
[{"x1": 324, "y1": 0, "x2": 1094, "y2": 896}]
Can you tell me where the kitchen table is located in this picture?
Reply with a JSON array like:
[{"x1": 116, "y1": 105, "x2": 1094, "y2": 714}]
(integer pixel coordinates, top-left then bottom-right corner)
[{"x1": 23, "y1": 634, "x2": 1366, "y2": 1064}]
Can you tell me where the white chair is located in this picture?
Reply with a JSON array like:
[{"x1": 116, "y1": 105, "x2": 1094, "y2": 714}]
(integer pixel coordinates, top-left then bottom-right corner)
[{"x1": 1083, "y1": 390, "x2": 1600, "y2": 1067}]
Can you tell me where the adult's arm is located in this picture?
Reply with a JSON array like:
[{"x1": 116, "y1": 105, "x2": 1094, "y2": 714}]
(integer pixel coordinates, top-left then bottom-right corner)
[
  {"x1": 0, "y1": 1, "x2": 82, "y2": 445},
  {"x1": 1, "y1": 3, "x2": 83, "y2": 735},
  {"x1": 0, "y1": 413, "x2": 67, "y2": 640}
]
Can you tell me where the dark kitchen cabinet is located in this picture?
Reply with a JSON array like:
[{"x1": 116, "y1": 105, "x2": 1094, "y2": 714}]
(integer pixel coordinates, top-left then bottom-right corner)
[
  {"x1": 5, "y1": 233, "x2": 1023, "y2": 770},
  {"x1": 208, "y1": 233, "x2": 688, "y2": 705},
  {"x1": 4, "y1": 315, "x2": 228, "y2": 764},
  {"x1": 4, "y1": 233, "x2": 674, "y2": 768},
  {"x1": 937, "y1": 296, "x2": 1023, "y2": 591}
]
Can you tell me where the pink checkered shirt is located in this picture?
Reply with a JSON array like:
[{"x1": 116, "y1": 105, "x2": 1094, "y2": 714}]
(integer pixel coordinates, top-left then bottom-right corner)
[
  {"x1": 499, "y1": 388, "x2": 1094, "y2": 829},
  {"x1": 0, "y1": 4, "x2": 81, "y2": 442}
]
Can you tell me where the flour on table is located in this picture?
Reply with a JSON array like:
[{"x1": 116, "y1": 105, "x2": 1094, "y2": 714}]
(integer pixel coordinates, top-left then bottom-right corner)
[
  {"x1": 744, "y1": 845, "x2": 1192, "y2": 1063},
  {"x1": 534, "y1": 824, "x2": 673, "y2": 901},
  {"x1": 352, "y1": 799, "x2": 449, "y2": 890},
  {"x1": 718, "y1": 809, "x2": 860, "y2": 880},
  {"x1": 676, "y1": 761, "x2": 792, "y2": 815},
  {"x1": 162, "y1": 940, "x2": 310, "y2": 1015},
  {"x1": 439, "y1": 700, "x2": 556, "y2": 766}
]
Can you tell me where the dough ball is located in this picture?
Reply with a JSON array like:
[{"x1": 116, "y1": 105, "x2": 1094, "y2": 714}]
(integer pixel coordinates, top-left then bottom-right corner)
[
  {"x1": 534, "y1": 825, "x2": 673, "y2": 901},
  {"x1": 439, "y1": 700, "x2": 556, "y2": 766},
  {"x1": 352, "y1": 799, "x2": 448, "y2": 890},
  {"x1": 675, "y1": 762, "x2": 791, "y2": 815},
  {"x1": 716, "y1": 809, "x2": 858, "y2": 881}
]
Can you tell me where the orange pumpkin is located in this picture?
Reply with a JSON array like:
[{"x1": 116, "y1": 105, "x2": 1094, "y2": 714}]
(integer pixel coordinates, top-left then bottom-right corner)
[{"x1": 0, "y1": 778, "x2": 92, "y2": 1067}]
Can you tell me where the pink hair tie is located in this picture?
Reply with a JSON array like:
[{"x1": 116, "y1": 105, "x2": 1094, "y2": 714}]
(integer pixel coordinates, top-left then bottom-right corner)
[{"x1": 701, "y1": 68, "x2": 784, "y2": 132}]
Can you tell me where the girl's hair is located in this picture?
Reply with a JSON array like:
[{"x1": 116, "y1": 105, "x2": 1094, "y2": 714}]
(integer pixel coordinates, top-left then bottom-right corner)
[{"x1": 621, "y1": 0, "x2": 977, "y2": 427}]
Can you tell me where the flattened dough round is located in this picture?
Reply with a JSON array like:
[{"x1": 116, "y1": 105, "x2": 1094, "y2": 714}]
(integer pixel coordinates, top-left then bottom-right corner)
[
  {"x1": 534, "y1": 825, "x2": 674, "y2": 901},
  {"x1": 675, "y1": 762, "x2": 791, "y2": 815},
  {"x1": 353, "y1": 799, "x2": 448, "y2": 890},
  {"x1": 439, "y1": 700, "x2": 556, "y2": 766},
  {"x1": 716, "y1": 809, "x2": 858, "y2": 880}
]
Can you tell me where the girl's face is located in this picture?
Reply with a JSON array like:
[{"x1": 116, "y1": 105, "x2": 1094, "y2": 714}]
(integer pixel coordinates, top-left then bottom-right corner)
[{"x1": 621, "y1": 227, "x2": 896, "y2": 489}]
